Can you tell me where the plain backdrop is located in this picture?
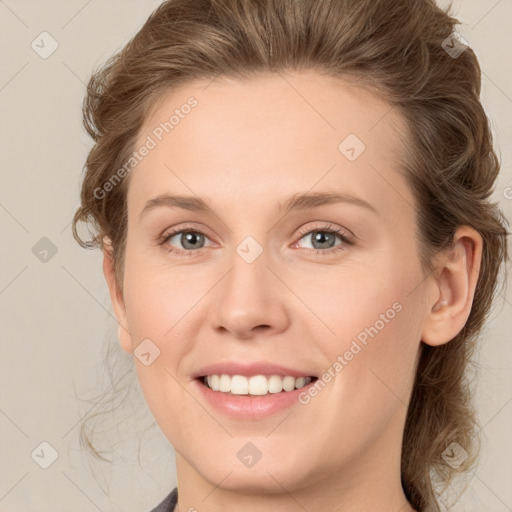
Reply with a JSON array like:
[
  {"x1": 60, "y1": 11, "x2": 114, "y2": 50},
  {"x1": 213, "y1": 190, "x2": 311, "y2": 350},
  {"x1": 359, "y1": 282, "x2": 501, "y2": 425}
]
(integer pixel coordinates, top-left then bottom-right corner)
[{"x1": 1, "y1": 1, "x2": 511, "y2": 511}]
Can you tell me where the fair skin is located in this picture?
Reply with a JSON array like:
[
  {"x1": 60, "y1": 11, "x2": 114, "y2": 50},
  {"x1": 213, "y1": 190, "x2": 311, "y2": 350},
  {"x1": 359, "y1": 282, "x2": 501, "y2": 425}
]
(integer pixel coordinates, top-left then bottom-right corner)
[{"x1": 102, "y1": 71, "x2": 482, "y2": 512}]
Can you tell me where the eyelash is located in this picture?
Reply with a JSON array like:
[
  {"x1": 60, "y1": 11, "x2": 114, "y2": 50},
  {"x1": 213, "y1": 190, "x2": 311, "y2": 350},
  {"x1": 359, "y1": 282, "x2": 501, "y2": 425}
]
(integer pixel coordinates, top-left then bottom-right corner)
[{"x1": 158, "y1": 222, "x2": 354, "y2": 257}]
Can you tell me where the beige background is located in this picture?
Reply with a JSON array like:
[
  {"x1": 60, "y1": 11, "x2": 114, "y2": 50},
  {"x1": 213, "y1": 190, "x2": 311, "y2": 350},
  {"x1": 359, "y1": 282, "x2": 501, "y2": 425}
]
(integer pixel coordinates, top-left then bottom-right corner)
[{"x1": 0, "y1": 1, "x2": 511, "y2": 511}]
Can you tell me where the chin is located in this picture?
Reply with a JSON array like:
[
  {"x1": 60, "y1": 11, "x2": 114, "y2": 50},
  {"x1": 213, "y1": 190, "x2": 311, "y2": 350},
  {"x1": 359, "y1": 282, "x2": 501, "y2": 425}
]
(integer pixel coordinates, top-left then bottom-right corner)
[{"x1": 204, "y1": 464, "x2": 308, "y2": 494}]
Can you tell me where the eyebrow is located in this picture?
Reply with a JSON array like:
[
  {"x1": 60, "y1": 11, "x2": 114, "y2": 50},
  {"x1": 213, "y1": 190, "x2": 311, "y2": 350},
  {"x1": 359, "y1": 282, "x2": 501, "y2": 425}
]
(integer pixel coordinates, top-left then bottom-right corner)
[{"x1": 139, "y1": 191, "x2": 378, "y2": 220}]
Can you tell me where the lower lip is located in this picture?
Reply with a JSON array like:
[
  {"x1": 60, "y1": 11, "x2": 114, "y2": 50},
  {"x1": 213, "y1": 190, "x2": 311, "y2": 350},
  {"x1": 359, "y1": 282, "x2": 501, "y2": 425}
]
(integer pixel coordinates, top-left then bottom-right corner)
[{"x1": 193, "y1": 378, "x2": 317, "y2": 420}]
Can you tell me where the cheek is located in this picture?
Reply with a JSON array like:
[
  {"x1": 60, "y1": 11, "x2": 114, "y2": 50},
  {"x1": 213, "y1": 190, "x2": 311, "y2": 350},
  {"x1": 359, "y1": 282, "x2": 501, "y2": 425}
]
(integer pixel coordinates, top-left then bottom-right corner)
[
  {"x1": 122, "y1": 248, "x2": 213, "y2": 340},
  {"x1": 295, "y1": 258, "x2": 411, "y2": 345},
  {"x1": 331, "y1": 303, "x2": 421, "y2": 455},
  {"x1": 120, "y1": 254, "x2": 199, "y2": 414},
  {"x1": 310, "y1": 256, "x2": 423, "y2": 410}
]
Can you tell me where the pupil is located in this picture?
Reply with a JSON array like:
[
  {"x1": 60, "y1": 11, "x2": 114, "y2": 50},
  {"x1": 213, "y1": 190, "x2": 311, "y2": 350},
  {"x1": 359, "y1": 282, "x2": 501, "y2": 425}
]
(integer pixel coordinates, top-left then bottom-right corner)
[
  {"x1": 182, "y1": 232, "x2": 203, "y2": 249},
  {"x1": 313, "y1": 231, "x2": 334, "y2": 249}
]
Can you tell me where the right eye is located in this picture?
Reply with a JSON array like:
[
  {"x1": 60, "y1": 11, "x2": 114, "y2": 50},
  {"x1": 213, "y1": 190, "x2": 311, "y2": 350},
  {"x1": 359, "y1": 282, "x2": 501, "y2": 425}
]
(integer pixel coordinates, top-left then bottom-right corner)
[{"x1": 159, "y1": 227, "x2": 214, "y2": 256}]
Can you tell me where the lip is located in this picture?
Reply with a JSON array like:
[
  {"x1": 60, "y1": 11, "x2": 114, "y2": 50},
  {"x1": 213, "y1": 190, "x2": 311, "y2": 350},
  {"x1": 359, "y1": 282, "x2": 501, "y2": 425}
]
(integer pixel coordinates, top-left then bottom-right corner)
[
  {"x1": 191, "y1": 361, "x2": 317, "y2": 379},
  {"x1": 192, "y1": 376, "x2": 318, "y2": 420}
]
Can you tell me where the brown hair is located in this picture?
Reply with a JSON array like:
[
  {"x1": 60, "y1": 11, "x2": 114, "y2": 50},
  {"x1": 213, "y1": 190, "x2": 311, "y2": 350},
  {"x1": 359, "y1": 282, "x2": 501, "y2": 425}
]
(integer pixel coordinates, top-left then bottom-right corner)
[{"x1": 72, "y1": 0, "x2": 510, "y2": 510}]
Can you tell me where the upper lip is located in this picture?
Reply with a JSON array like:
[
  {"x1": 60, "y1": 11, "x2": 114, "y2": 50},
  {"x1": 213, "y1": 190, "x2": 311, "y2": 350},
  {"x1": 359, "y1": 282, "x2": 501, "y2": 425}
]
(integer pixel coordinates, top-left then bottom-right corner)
[{"x1": 192, "y1": 361, "x2": 317, "y2": 379}]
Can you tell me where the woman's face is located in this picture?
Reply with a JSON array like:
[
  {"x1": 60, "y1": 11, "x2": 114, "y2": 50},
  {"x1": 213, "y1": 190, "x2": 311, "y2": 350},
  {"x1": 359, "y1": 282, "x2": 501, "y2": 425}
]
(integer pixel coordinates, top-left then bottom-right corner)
[{"x1": 107, "y1": 71, "x2": 431, "y2": 498}]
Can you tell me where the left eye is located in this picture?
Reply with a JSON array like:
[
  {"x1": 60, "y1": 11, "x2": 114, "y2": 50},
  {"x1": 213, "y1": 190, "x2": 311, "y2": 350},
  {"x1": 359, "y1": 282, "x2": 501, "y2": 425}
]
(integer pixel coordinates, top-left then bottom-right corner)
[{"x1": 296, "y1": 229, "x2": 345, "y2": 250}]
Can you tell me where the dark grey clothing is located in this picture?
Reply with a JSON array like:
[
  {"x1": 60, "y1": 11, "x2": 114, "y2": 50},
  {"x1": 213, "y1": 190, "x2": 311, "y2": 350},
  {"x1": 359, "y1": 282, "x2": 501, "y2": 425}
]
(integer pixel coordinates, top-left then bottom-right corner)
[{"x1": 148, "y1": 487, "x2": 177, "y2": 512}]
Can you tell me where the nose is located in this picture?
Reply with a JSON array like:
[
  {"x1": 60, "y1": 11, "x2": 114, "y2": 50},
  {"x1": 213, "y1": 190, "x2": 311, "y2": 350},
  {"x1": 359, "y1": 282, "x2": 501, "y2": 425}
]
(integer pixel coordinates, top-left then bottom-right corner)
[{"x1": 208, "y1": 247, "x2": 290, "y2": 340}]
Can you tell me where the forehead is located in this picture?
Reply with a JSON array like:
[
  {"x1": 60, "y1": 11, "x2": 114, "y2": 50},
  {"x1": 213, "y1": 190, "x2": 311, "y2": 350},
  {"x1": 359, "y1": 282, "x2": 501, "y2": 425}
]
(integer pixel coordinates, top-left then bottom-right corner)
[{"x1": 128, "y1": 72, "x2": 414, "y2": 221}]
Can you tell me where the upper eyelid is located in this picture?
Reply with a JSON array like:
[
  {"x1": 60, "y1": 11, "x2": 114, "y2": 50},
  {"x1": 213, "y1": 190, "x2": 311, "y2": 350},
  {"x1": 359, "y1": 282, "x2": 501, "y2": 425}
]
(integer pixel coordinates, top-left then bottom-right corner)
[
  {"x1": 162, "y1": 222, "x2": 347, "y2": 237},
  {"x1": 162, "y1": 223, "x2": 215, "y2": 242},
  {"x1": 296, "y1": 222, "x2": 351, "y2": 237}
]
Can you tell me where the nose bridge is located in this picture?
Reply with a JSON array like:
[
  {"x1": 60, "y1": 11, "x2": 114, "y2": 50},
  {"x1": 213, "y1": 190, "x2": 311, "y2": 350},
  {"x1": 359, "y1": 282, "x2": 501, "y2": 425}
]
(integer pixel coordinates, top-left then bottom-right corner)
[
  {"x1": 208, "y1": 234, "x2": 289, "y2": 338},
  {"x1": 229, "y1": 236, "x2": 269, "y2": 297}
]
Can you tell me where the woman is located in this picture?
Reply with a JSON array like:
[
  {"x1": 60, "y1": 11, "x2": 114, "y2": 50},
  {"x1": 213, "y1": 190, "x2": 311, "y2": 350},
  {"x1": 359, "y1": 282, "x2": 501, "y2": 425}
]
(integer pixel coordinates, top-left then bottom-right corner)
[{"x1": 72, "y1": 0, "x2": 509, "y2": 510}]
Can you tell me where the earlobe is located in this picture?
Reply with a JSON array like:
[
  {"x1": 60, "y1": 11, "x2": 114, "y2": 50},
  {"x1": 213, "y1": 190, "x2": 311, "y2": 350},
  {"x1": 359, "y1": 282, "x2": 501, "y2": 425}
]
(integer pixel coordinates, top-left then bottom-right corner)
[
  {"x1": 421, "y1": 226, "x2": 483, "y2": 347},
  {"x1": 102, "y1": 237, "x2": 132, "y2": 354}
]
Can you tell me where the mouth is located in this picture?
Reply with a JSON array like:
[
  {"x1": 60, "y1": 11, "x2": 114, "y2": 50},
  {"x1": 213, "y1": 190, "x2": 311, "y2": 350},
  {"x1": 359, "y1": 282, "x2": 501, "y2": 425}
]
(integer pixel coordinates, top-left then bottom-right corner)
[
  {"x1": 192, "y1": 363, "x2": 321, "y2": 418},
  {"x1": 197, "y1": 374, "x2": 319, "y2": 396}
]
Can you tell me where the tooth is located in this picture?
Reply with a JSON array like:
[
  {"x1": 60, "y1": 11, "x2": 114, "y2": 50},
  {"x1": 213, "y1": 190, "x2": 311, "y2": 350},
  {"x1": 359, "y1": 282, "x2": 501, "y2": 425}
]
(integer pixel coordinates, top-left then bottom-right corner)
[
  {"x1": 219, "y1": 374, "x2": 231, "y2": 392},
  {"x1": 249, "y1": 375, "x2": 268, "y2": 395},
  {"x1": 282, "y1": 376, "x2": 295, "y2": 392},
  {"x1": 210, "y1": 375, "x2": 219, "y2": 391},
  {"x1": 204, "y1": 374, "x2": 314, "y2": 394},
  {"x1": 230, "y1": 375, "x2": 249, "y2": 394},
  {"x1": 268, "y1": 375, "x2": 283, "y2": 393},
  {"x1": 295, "y1": 377, "x2": 306, "y2": 389}
]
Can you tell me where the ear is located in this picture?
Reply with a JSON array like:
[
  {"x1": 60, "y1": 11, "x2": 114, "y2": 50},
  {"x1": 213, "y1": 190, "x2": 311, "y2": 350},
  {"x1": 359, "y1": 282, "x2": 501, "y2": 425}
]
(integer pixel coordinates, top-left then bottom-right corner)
[
  {"x1": 102, "y1": 237, "x2": 132, "y2": 353},
  {"x1": 421, "y1": 226, "x2": 483, "y2": 346}
]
